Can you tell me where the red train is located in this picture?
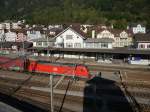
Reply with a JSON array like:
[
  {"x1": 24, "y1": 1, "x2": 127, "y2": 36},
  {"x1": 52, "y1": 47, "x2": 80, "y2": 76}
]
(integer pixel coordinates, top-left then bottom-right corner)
[{"x1": 0, "y1": 56, "x2": 90, "y2": 79}]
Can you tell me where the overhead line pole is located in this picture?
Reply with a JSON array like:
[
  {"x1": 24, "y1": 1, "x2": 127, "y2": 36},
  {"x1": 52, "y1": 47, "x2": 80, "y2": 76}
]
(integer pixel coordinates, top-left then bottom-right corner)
[{"x1": 50, "y1": 74, "x2": 54, "y2": 112}]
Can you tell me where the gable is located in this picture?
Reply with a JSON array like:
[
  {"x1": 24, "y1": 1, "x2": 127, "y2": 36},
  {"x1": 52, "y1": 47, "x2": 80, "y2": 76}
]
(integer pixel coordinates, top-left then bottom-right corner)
[
  {"x1": 97, "y1": 30, "x2": 114, "y2": 38},
  {"x1": 120, "y1": 31, "x2": 128, "y2": 38},
  {"x1": 54, "y1": 27, "x2": 86, "y2": 39}
]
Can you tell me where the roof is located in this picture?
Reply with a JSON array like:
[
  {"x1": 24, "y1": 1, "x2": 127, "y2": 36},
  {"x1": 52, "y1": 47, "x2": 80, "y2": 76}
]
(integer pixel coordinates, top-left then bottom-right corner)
[
  {"x1": 92, "y1": 28, "x2": 133, "y2": 37},
  {"x1": 69, "y1": 26, "x2": 88, "y2": 38},
  {"x1": 129, "y1": 23, "x2": 145, "y2": 27},
  {"x1": 30, "y1": 37, "x2": 55, "y2": 42},
  {"x1": 134, "y1": 33, "x2": 150, "y2": 42},
  {"x1": 0, "y1": 42, "x2": 33, "y2": 49},
  {"x1": 54, "y1": 27, "x2": 87, "y2": 39},
  {"x1": 28, "y1": 47, "x2": 150, "y2": 55},
  {"x1": 85, "y1": 38, "x2": 114, "y2": 43},
  {"x1": 46, "y1": 28, "x2": 63, "y2": 37},
  {"x1": 10, "y1": 29, "x2": 27, "y2": 34}
]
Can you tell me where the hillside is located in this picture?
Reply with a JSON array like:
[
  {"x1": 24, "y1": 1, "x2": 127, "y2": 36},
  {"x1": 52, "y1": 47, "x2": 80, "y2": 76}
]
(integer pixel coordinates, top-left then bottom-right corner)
[{"x1": 0, "y1": 0, "x2": 150, "y2": 29}]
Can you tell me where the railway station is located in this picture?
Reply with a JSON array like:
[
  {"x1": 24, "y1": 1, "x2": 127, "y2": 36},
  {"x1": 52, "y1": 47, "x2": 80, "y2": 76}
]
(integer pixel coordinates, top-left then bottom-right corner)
[{"x1": 28, "y1": 47, "x2": 150, "y2": 65}]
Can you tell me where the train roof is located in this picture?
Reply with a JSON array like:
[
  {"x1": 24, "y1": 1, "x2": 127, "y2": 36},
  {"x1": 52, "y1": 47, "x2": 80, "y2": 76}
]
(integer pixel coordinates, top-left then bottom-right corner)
[{"x1": 35, "y1": 60, "x2": 85, "y2": 67}]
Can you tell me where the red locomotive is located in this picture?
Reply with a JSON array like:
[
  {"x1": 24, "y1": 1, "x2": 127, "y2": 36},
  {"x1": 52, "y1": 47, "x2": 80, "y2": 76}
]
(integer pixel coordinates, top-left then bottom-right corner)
[
  {"x1": 28, "y1": 60, "x2": 90, "y2": 78},
  {"x1": 0, "y1": 56, "x2": 90, "y2": 79}
]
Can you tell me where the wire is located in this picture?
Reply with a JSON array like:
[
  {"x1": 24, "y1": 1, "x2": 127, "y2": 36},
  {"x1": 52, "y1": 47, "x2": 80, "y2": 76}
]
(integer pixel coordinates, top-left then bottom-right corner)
[{"x1": 58, "y1": 79, "x2": 72, "y2": 112}]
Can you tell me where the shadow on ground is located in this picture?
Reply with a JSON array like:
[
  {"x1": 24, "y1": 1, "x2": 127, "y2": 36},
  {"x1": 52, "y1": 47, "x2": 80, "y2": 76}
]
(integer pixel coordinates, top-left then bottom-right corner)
[
  {"x1": 0, "y1": 93, "x2": 48, "y2": 112},
  {"x1": 83, "y1": 76, "x2": 134, "y2": 112}
]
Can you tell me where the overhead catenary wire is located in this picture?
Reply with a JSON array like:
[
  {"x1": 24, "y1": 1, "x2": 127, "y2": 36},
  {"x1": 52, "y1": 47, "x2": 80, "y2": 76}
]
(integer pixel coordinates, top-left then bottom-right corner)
[{"x1": 58, "y1": 79, "x2": 73, "y2": 112}]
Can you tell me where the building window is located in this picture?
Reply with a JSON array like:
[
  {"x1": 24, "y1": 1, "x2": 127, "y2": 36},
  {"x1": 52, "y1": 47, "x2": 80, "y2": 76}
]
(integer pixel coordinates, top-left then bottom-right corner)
[
  {"x1": 94, "y1": 43, "x2": 99, "y2": 48},
  {"x1": 85, "y1": 43, "x2": 92, "y2": 48},
  {"x1": 101, "y1": 43, "x2": 108, "y2": 48},
  {"x1": 43, "y1": 42, "x2": 48, "y2": 46},
  {"x1": 139, "y1": 44, "x2": 145, "y2": 48},
  {"x1": 66, "y1": 35, "x2": 73, "y2": 40},
  {"x1": 74, "y1": 43, "x2": 81, "y2": 48},
  {"x1": 30, "y1": 31, "x2": 36, "y2": 34},
  {"x1": 147, "y1": 44, "x2": 150, "y2": 48},
  {"x1": 37, "y1": 42, "x2": 42, "y2": 46},
  {"x1": 66, "y1": 43, "x2": 73, "y2": 48}
]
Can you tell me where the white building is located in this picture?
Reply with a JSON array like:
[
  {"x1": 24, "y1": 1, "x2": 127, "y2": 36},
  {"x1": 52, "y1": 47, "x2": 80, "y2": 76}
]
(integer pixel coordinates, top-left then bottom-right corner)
[
  {"x1": 131, "y1": 24, "x2": 146, "y2": 34},
  {"x1": 5, "y1": 30, "x2": 17, "y2": 42},
  {"x1": 96, "y1": 30, "x2": 115, "y2": 39},
  {"x1": 91, "y1": 29, "x2": 115, "y2": 48},
  {"x1": 32, "y1": 38, "x2": 55, "y2": 48},
  {"x1": 55, "y1": 27, "x2": 86, "y2": 48},
  {"x1": 27, "y1": 28, "x2": 44, "y2": 41},
  {"x1": 84, "y1": 38, "x2": 114, "y2": 49},
  {"x1": 92, "y1": 28, "x2": 133, "y2": 48},
  {"x1": 114, "y1": 30, "x2": 133, "y2": 47},
  {"x1": 134, "y1": 33, "x2": 150, "y2": 49},
  {"x1": 0, "y1": 23, "x2": 6, "y2": 29},
  {"x1": 0, "y1": 29, "x2": 6, "y2": 42}
]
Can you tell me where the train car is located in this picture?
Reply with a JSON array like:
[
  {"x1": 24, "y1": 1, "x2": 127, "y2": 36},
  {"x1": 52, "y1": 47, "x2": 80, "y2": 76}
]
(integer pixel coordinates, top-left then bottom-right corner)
[
  {"x1": 0, "y1": 56, "x2": 25, "y2": 71},
  {"x1": 27, "y1": 60, "x2": 90, "y2": 78}
]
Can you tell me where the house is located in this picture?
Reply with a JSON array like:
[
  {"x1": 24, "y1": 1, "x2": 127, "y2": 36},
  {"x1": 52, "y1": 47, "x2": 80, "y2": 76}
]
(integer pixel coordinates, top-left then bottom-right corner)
[
  {"x1": 113, "y1": 30, "x2": 133, "y2": 47},
  {"x1": 26, "y1": 27, "x2": 45, "y2": 41},
  {"x1": 91, "y1": 28, "x2": 133, "y2": 48},
  {"x1": 0, "y1": 29, "x2": 6, "y2": 42},
  {"x1": 55, "y1": 27, "x2": 115, "y2": 49},
  {"x1": 129, "y1": 24, "x2": 146, "y2": 34},
  {"x1": 55, "y1": 27, "x2": 86, "y2": 48},
  {"x1": 46, "y1": 28, "x2": 63, "y2": 37},
  {"x1": 10, "y1": 29, "x2": 27, "y2": 42},
  {"x1": 134, "y1": 33, "x2": 150, "y2": 49},
  {"x1": 0, "y1": 23, "x2": 6, "y2": 29},
  {"x1": 84, "y1": 38, "x2": 114, "y2": 49},
  {"x1": 5, "y1": 30, "x2": 17, "y2": 42},
  {"x1": 91, "y1": 27, "x2": 114, "y2": 49},
  {"x1": 31, "y1": 37, "x2": 55, "y2": 48},
  {"x1": 0, "y1": 41, "x2": 33, "y2": 53},
  {"x1": 3, "y1": 22, "x2": 11, "y2": 30}
]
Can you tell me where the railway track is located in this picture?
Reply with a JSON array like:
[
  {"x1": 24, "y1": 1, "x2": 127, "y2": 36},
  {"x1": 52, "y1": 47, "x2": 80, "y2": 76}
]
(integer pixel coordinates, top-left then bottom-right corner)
[
  {"x1": 0, "y1": 67, "x2": 150, "y2": 112},
  {"x1": 0, "y1": 75, "x2": 150, "y2": 112}
]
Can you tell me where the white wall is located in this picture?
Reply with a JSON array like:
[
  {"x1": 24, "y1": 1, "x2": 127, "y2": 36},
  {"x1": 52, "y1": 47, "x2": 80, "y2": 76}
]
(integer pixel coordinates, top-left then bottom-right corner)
[
  {"x1": 133, "y1": 24, "x2": 146, "y2": 34},
  {"x1": 5, "y1": 31, "x2": 17, "y2": 41},
  {"x1": 55, "y1": 28, "x2": 84, "y2": 48},
  {"x1": 97, "y1": 30, "x2": 114, "y2": 39},
  {"x1": 27, "y1": 31, "x2": 43, "y2": 41},
  {"x1": 138, "y1": 43, "x2": 150, "y2": 49}
]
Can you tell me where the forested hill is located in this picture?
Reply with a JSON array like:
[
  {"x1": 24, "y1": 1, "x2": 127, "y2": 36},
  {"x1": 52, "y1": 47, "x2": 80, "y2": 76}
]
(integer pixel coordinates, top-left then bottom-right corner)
[{"x1": 0, "y1": 0, "x2": 150, "y2": 28}]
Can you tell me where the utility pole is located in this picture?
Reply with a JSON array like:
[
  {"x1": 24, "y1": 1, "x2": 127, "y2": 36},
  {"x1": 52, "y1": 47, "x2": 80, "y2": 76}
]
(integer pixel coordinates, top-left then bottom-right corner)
[
  {"x1": 50, "y1": 75, "x2": 54, "y2": 112},
  {"x1": 23, "y1": 40, "x2": 25, "y2": 56},
  {"x1": 47, "y1": 34, "x2": 49, "y2": 57}
]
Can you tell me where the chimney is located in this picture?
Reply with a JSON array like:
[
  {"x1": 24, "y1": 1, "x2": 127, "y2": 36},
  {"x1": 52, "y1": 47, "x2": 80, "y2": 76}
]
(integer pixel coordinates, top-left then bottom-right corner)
[
  {"x1": 92, "y1": 30, "x2": 95, "y2": 38},
  {"x1": 111, "y1": 24, "x2": 114, "y2": 29},
  {"x1": 127, "y1": 26, "x2": 129, "y2": 30}
]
